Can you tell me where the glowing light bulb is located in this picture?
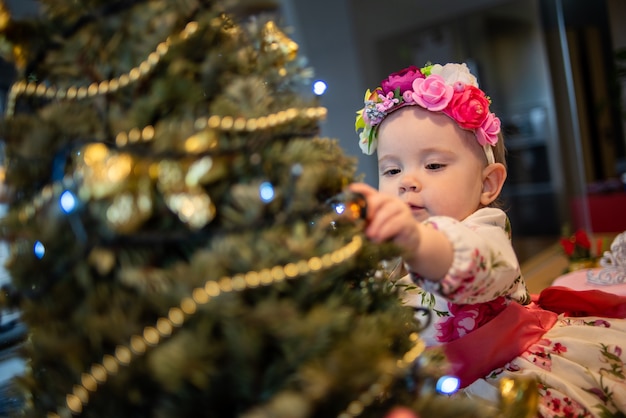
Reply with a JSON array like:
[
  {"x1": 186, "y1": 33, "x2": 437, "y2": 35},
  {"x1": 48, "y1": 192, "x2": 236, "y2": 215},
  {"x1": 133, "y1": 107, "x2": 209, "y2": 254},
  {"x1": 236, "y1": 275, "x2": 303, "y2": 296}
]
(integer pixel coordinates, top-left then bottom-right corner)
[
  {"x1": 259, "y1": 182, "x2": 275, "y2": 203},
  {"x1": 333, "y1": 203, "x2": 346, "y2": 215},
  {"x1": 34, "y1": 241, "x2": 45, "y2": 259},
  {"x1": 313, "y1": 80, "x2": 327, "y2": 96},
  {"x1": 436, "y1": 375, "x2": 460, "y2": 395},
  {"x1": 59, "y1": 190, "x2": 77, "y2": 213}
]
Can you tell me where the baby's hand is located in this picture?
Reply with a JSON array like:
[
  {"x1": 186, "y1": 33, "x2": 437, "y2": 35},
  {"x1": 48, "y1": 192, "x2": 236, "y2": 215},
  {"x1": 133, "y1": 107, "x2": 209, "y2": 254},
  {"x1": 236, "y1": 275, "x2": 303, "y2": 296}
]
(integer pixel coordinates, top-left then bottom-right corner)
[
  {"x1": 348, "y1": 183, "x2": 421, "y2": 260},
  {"x1": 349, "y1": 183, "x2": 453, "y2": 280}
]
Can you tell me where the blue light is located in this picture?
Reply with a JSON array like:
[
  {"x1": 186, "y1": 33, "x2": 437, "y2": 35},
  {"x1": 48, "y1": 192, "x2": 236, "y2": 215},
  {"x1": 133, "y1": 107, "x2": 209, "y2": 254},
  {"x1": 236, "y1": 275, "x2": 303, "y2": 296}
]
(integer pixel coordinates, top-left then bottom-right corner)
[
  {"x1": 313, "y1": 80, "x2": 327, "y2": 96},
  {"x1": 34, "y1": 241, "x2": 45, "y2": 259},
  {"x1": 436, "y1": 375, "x2": 460, "y2": 395},
  {"x1": 333, "y1": 203, "x2": 346, "y2": 215},
  {"x1": 59, "y1": 190, "x2": 77, "y2": 214},
  {"x1": 259, "y1": 182, "x2": 275, "y2": 203}
]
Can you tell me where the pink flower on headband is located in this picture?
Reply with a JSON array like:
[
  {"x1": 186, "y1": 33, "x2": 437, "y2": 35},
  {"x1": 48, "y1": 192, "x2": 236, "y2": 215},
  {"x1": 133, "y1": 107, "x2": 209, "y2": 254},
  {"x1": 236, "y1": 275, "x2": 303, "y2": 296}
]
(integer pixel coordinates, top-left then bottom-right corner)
[
  {"x1": 376, "y1": 91, "x2": 400, "y2": 112},
  {"x1": 380, "y1": 65, "x2": 424, "y2": 95},
  {"x1": 410, "y1": 74, "x2": 453, "y2": 112},
  {"x1": 476, "y1": 112, "x2": 501, "y2": 146},
  {"x1": 443, "y1": 85, "x2": 490, "y2": 130}
]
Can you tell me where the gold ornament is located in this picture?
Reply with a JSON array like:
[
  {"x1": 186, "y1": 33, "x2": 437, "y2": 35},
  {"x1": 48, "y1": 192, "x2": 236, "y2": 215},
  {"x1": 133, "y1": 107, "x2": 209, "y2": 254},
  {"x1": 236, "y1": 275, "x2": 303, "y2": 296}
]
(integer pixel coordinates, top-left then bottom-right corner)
[
  {"x1": 156, "y1": 159, "x2": 185, "y2": 193},
  {"x1": 262, "y1": 21, "x2": 298, "y2": 62},
  {"x1": 498, "y1": 376, "x2": 539, "y2": 418},
  {"x1": 163, "y1": 190, "x2": 216, "y2": 230},
  {"x1": 184, "y1": 129, "x2": 218, "y2": 153},
  {"x1": 77, "y1": 144, "x2": 133, "y2": 200},
  {"x1": 0, "y1": 1, "x2": 9, "y2": 32},
  {"x1": 155, "y1": 159, "x2": 218, "y2": 229},
  {"x1": 105, "y1": 188, "x2": 153, "y2": 234},
  {"x1": 185, "y1": 156, "x2": 215, "y2": 187},
  {"x1": 87, "y1": 247, "x2": 117, "y2": 276}
]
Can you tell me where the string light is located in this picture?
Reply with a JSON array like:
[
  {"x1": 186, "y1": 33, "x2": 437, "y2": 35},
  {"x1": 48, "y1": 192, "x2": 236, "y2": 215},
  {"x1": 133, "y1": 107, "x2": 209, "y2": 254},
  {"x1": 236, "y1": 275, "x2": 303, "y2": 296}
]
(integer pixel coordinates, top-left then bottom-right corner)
[
  {"x1": 33, "y1": 241, "x2": 45, "y2": 259},
  {"x1": 313, "y1": 80, "x2": 327, "y2": 96},
  {"x1": 59, "y1": 190, "x2": 77, "y2": 214},
  {"x1": 436, "y1": 375, "x2": 460, "y2": 395},
  {"x1": 259, "y1": 182, "x2": 275, "y2": 203},
  {"x1": 332, "y1": 202, "x2": 346, "y2": 215}
]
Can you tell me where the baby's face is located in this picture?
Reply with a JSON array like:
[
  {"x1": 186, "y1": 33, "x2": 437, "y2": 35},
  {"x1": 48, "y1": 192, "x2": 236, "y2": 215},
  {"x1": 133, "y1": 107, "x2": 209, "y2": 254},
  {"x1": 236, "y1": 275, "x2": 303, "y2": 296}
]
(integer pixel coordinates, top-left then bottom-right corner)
[{"x1": 376, "y1": 107, "x2": 488, "y2": 222}]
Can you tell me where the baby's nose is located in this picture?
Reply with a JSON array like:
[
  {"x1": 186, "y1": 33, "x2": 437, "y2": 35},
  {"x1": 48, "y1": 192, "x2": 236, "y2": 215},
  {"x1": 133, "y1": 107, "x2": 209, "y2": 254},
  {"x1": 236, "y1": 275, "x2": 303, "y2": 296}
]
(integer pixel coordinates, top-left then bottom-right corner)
[{"x1": 400, "y1": 175, "x2": 421, "y2": 192}]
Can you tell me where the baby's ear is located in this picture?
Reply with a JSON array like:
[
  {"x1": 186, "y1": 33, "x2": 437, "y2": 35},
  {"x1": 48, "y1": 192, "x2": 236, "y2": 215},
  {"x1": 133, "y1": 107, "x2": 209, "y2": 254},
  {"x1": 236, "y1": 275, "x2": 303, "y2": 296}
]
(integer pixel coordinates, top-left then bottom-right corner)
[{"x1": 480, "y1": 163, "x2": 507, "y2": 206}]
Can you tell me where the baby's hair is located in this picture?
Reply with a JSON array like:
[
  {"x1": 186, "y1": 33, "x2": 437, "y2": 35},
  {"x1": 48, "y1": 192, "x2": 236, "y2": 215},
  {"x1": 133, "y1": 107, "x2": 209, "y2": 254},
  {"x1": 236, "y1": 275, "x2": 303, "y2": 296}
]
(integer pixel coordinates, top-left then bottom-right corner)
[
  {"x1": 488, "y1": 131, "x2": 507, "y2": 209},
  {"x1": 492, "y1": 132, "x2": 507, "y2": 169}
]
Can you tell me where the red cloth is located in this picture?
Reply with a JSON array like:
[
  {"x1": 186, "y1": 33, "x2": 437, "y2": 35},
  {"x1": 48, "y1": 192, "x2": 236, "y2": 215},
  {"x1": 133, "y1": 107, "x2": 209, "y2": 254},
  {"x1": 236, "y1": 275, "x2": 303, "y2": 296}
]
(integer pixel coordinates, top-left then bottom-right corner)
[
  {"x1": 439, "y1": 287, "x2": 626, "y2": 388},
  {"x1": 536, "y1": 286, "x2": 626, "y2": 318}
]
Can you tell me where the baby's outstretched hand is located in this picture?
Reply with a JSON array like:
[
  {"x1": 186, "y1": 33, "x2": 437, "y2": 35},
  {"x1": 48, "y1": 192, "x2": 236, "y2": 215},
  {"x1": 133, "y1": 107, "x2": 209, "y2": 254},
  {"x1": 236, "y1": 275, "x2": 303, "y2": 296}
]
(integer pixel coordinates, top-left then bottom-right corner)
[
  {"x1": 348, "y1": 183, "x2": 453, "y2": 280},
  {"x1": 348, "y1": 183, "x2": 421, "y2": 259}
]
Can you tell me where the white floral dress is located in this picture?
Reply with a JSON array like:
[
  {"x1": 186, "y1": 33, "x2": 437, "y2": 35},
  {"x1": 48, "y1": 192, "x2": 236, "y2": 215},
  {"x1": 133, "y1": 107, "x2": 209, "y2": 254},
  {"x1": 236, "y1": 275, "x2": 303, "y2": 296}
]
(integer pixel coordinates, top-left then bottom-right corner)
[{"x1": 397, "y1": 208, "x2": 626, "y2": 418}]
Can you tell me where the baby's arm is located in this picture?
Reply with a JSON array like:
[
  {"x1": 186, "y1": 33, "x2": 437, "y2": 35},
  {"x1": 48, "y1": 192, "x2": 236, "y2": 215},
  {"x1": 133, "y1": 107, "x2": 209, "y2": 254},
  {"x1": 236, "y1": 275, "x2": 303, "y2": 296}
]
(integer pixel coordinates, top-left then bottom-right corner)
[
  {"x1": 349, "y1": 183, "x2": 453, "y2": 281},
  {"x1": 350, "y1": 183, "x2": 525, "y2": 304}
]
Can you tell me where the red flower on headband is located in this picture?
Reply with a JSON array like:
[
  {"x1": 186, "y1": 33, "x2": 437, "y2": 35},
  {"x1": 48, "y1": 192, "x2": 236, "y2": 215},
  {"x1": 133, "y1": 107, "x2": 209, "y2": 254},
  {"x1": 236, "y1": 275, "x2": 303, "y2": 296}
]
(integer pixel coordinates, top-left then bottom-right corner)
[
  {"x1": 443, "y1": 85, "x2": 490, "y2": 130},
  {"x1": 380, "y1": 65, "x2": 424, "y2": 95}
]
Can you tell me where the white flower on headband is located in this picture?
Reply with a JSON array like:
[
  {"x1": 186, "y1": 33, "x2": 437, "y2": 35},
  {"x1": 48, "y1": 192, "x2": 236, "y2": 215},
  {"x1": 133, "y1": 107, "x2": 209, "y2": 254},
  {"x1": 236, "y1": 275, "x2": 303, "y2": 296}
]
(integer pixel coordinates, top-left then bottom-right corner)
[
  {"x1": 355, "y1": 62, "x2": 500, "y2": 157},
  {"x1": 430, "y1": 63, "x2": 478, "y2": 88},
  {"x1": 358, "y1": 125, "x2": 377, "y2": 155}
]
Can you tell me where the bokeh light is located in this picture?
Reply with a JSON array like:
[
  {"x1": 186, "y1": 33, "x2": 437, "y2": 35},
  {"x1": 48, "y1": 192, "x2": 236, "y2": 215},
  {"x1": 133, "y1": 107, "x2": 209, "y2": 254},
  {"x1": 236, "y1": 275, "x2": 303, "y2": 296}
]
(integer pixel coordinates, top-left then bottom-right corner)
[
  {"x1": 436, "y1": 375, "x2": 460, "y2": 395},
  {"x1": 33, "y1": 241, "x2": 45, "y2": 259},
  {"x1": 259, "y1": 182, "x2": 275, "y2": 203},
  {"x1": 313, "y1": 80, "x2": 327, "y2": 96},
  {"x1": 59, "y1": 190, "x2": 77, "y2": 213}
]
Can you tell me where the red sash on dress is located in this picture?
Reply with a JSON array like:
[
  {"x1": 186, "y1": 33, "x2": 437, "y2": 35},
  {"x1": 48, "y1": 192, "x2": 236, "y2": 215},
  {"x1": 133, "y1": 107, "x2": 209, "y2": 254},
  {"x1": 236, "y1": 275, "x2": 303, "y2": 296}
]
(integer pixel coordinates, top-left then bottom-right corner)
[
  {"x1": 439, "y1": 286, "x2": 626, "y2": 388},
  {"x1": 438, "y1": 301, "x2": 556, "y2": 388}
]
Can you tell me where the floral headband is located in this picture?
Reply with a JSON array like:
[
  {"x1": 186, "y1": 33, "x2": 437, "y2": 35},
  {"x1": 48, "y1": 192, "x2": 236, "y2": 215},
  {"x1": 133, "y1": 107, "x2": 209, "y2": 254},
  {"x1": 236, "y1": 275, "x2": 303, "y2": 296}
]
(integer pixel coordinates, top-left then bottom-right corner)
[{"x1": 355, "y1": 63, "x2": 501, "y2": 164}]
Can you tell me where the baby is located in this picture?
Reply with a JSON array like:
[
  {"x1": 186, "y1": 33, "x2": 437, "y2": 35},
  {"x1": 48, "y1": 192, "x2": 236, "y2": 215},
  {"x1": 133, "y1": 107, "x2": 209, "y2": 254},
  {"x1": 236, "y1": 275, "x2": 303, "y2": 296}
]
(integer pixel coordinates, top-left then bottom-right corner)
[{"x1": 350, "y1": 62, "x2": 626, "y2": 417}]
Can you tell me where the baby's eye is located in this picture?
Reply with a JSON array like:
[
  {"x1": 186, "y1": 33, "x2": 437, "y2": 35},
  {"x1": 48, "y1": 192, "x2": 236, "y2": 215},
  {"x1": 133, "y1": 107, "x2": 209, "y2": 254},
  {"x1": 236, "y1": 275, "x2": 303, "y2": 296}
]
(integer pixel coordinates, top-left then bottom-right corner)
[
  {"x1": 382, "y1": 168, "x2": 401, "y2": 176},
  {"x1": 425, "y1": 163, "x2": 446, "y2": 170}
]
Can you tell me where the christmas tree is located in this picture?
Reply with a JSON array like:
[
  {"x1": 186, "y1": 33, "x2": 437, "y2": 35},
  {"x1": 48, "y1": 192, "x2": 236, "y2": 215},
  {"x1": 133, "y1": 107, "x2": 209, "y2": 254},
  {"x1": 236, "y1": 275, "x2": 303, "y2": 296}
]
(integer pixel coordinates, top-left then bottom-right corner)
[{"x1": 0, "y1": 0, "x2": 536, "y2": 417}]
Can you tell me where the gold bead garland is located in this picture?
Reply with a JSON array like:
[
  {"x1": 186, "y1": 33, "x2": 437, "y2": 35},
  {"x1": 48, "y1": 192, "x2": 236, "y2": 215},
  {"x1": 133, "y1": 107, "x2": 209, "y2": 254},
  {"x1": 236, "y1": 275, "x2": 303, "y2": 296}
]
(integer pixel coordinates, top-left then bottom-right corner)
[
  {"x1": 113, "y1": 106, "x2": 328, "y2": 148},
  {"x1": 5, "y1": 20, "x2": 201, "y2": 118},
  {"x1": 46, "y1": 235, "x2": 364, "y2": 418},
  {"x1": 7, "y1": 102, "x2": 326, "y2": 231}
]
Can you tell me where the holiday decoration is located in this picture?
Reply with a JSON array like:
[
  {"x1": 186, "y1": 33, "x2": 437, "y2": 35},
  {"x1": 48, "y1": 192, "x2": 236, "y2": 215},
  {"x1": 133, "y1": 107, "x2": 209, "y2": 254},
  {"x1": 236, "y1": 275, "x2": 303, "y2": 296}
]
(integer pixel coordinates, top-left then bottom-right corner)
[
  {"x1": 559, "y1": 229, "x2": 597, "y2": 271},
  {"x1": 0, "y1": 0, "x2": 538, "y2": 417}
]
